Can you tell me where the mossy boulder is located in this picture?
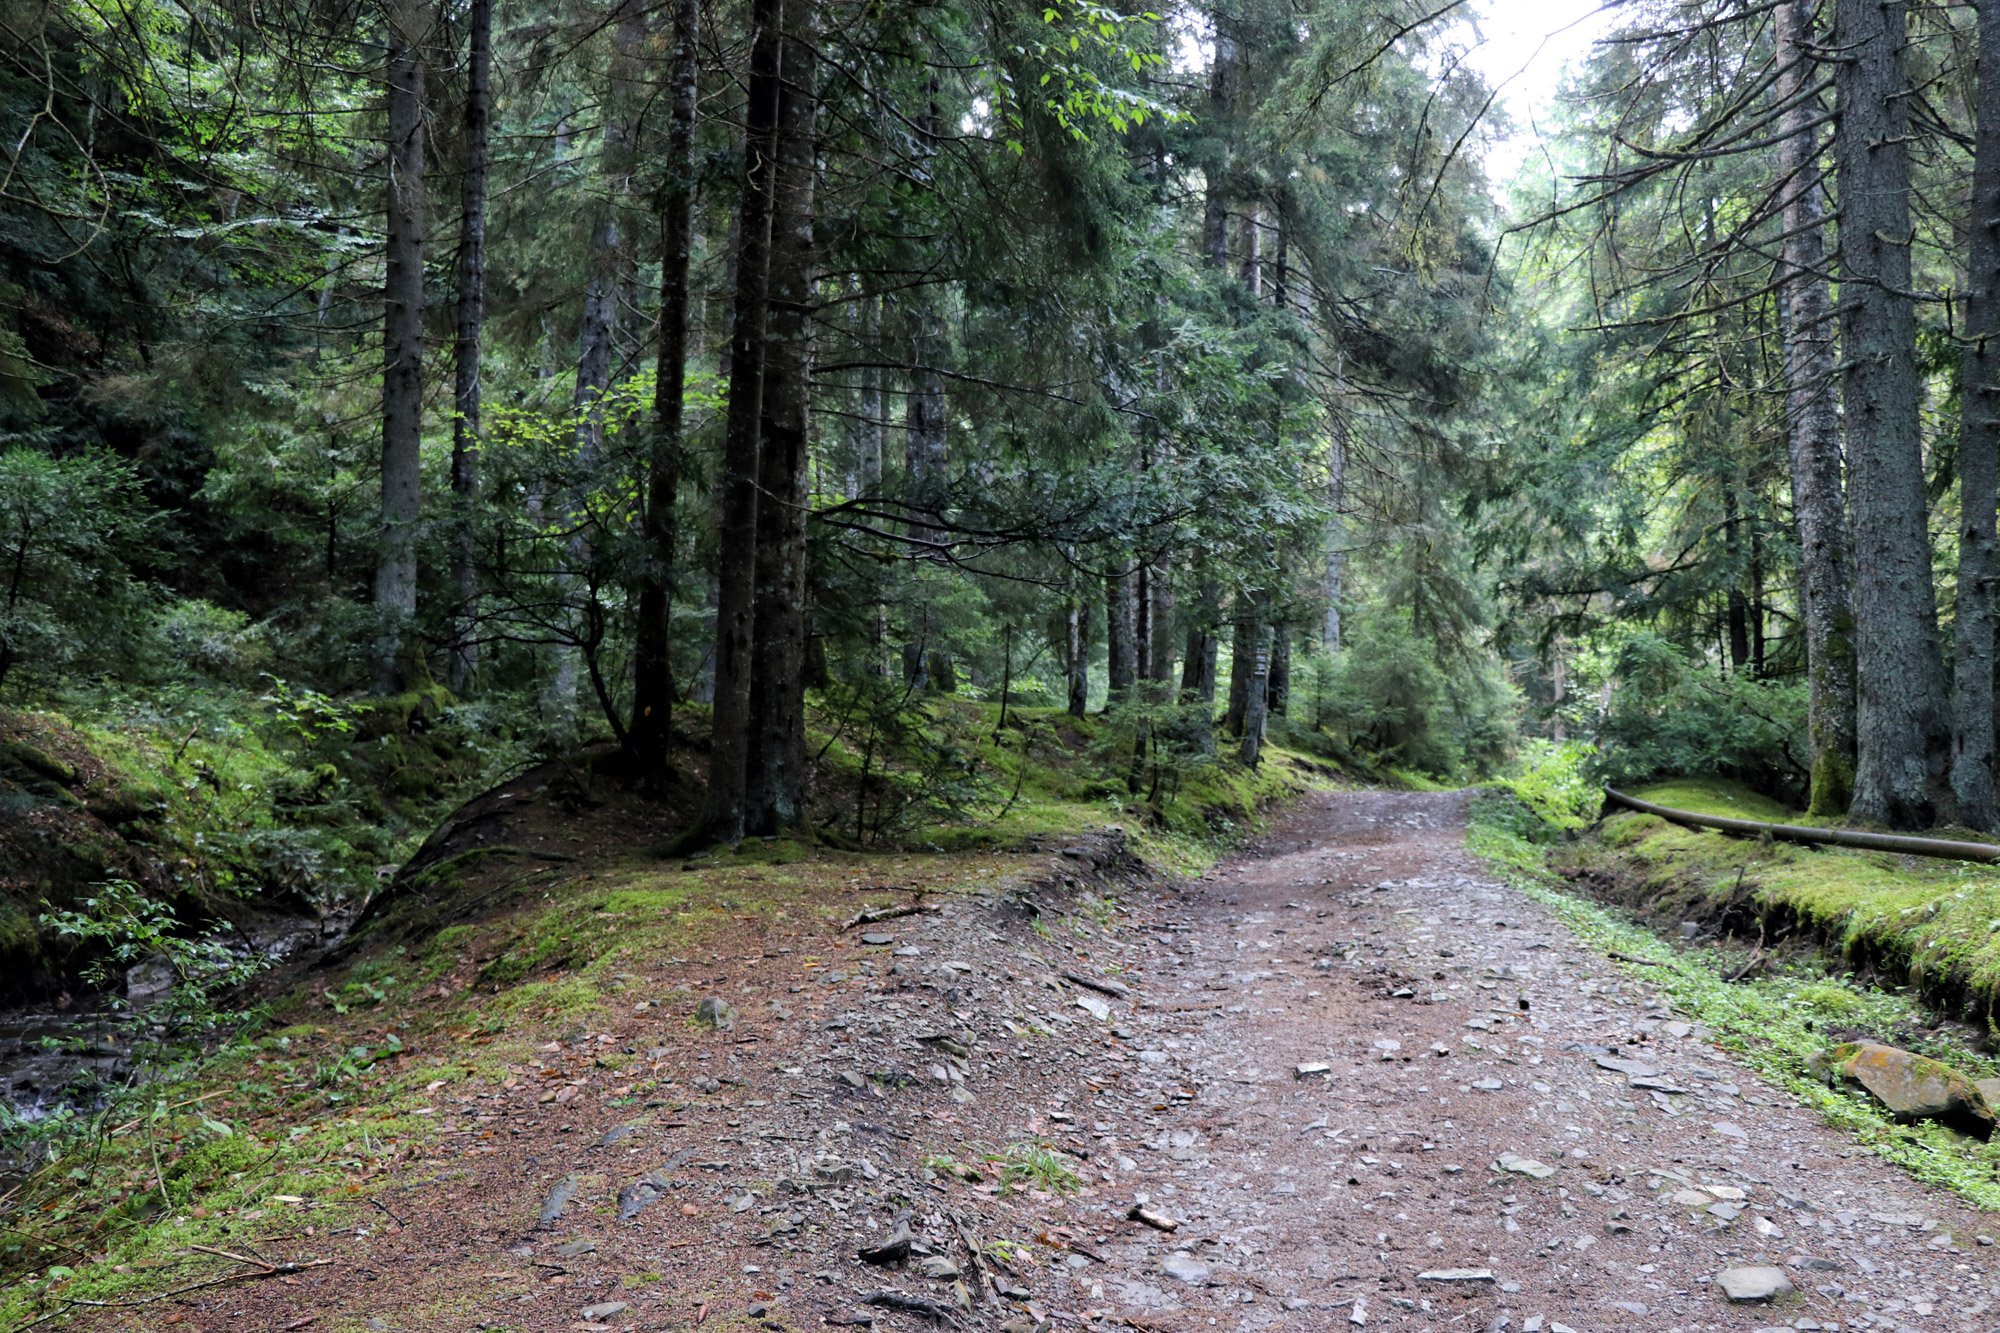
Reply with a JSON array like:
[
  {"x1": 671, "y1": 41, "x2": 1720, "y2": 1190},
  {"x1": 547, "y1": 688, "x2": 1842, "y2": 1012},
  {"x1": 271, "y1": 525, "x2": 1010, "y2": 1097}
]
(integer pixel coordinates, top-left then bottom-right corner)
[
  {"x1": 1, "y1": 739, "x2": 77, "y2": 786},
  {"x1": 1808, "y1": 1041, "x2": 1994, "y2": 1136}
]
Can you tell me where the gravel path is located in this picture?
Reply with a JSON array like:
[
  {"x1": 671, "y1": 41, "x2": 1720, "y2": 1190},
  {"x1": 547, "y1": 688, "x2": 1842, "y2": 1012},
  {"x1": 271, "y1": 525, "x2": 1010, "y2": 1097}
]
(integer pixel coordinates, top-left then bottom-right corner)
[
  {"x1": 131, "y1": 787, "x2": 2000, "y2": 1333},
  {"x1": 1105, "y1": 788, "x2": 1999, "y2": 1333}
]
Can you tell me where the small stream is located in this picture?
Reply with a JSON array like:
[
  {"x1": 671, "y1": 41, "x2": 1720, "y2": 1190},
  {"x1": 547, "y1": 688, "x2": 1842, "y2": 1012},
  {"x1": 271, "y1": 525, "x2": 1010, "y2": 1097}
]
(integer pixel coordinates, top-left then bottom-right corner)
[{"x1": 0, "y1": 913, "x2": 336, "y2": 1146}]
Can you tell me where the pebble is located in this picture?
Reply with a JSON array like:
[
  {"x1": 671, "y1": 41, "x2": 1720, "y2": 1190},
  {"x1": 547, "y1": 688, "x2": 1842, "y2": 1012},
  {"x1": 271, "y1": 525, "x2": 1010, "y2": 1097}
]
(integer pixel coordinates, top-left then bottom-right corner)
[
  {"x1": 694, "y1": 996, "x2": 736, "y2": 1029},
  {"x1": 1496, "y1": 1153, "x2": 1557, "y2": 1179},
  {"x1": 1715, "y1": 1266, "x2": 1794, "y2": 1302},
  {"x1": 860, "y1": 932, "x2": 894, "y2": 945}
]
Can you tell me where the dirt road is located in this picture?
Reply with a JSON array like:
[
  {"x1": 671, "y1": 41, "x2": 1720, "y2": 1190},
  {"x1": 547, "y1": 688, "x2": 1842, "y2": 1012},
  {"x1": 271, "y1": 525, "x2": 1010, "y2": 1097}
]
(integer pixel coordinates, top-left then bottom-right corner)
[{"x1": 146, "y1": 788, "x2": 2000, "y2": 1333}]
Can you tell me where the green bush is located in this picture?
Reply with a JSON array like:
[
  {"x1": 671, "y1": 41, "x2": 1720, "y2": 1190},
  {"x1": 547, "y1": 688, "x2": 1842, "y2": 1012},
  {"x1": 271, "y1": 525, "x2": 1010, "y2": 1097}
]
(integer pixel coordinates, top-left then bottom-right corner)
[{"x1": 1591, "y1": 632, "x2": 1807, "y2": 802}]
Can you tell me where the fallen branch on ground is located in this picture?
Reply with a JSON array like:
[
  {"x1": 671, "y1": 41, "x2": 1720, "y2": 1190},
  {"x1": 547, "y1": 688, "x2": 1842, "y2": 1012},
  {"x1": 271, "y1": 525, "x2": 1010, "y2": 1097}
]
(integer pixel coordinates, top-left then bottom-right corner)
[{"x1": 844, "y1": 903, "x2": 933, "y2": 929}]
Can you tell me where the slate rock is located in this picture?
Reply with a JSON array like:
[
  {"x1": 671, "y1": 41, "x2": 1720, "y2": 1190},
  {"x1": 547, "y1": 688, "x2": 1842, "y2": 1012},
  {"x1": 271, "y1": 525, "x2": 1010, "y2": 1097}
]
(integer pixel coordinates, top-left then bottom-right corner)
[
  {"x1": 694, "y1": 996, "x2": 737, "y2": 1030},
  {"x1": 861, "y1": 932, "x2": 895, "y2": 945},
  {"x1": 1161, "y1": 1253, "x2": 1210, "y2": 1284},
  {"x1": 1496, "y1": 1152, "x2": 1556, "y2": 1180},
  {"x1": 1417, "y1": 1268, "x2": 1493, "y2": 1282},
  {"x1": 1716, "y1": 1266, "x2": 1794, "y2": 1303},
  {"x1": 859, "y1": 1224, "x2": 913, "y2": 1265},
  {"x1": 1808, "y1": 1041, "x2": 1993, "y2": 1134},
  {"x1": 555, "y1": 1237, "x2": 598, "y2": 1257},
  {"x1": 537, "y1": 1176, "x2": 578, "y2": 1230},
  {"x1": 1594, "y1": 1056, "x2": 1658, "y2": 1078},
  {"x1": 580, "y1": 1301, "x2": 628, "y2": 1320},
  {"x1": 917, "y1": 1255, "x2": 961, "y2": 1280}
]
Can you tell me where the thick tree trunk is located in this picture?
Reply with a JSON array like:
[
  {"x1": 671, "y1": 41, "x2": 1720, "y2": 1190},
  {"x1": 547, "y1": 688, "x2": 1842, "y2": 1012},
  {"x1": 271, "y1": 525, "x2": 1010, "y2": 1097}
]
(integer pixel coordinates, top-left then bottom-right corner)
[
  {"x1": 1954, "y1": 0, "x2": 2000, "y2": 829},
  {"x1": 698, "y1": 0, "x2": 784, "y2": 846},
  {"x1": 1267, "y1": 629, "x2": 1290, "y2": 719},
  {"x1": 1104, "y1": 566, "x2": 1137, "y2": 706},
  {"x1": 744, "y1": 3, "x2": 818, "y2": 835},
  {"x1": 629, "y1": 0, "x2": 700, "y2": 772},
  {"x1": 373, "y1": 3, "x2": 426, "y2": 695},
  {"x1": 446, "y1": 0, "x2": 489, "y2": 695},
  {"x1": 1224, "y1": 592, "x2": 1259, "y2": 737},
  {"x1": 1835, "y1": 0, "x2": 1953, "y2": 828},
  {"x1": 1238, "y1": 621, "x2": 1268, "y2": 765},
  {"x1": 1776, "y1": 0, "x2": 1856, "y2": 812}
]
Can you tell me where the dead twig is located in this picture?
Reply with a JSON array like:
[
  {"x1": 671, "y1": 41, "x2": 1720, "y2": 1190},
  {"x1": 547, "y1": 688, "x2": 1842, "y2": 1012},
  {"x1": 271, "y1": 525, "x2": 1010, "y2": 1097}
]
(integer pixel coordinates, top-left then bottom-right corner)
[
  {"x1": 1065, "y1": 971, "x2": 1133, "y2": 999},
  {"x1": 1126, "y1": 1203, "x2": 1180, "y2": 1232},
  {"x1": 844, "y1": 903, "x2": 933, "y2": 930},
  {"x1": 1606, "y1": 951, "x2": 1668, "y2": 967}
]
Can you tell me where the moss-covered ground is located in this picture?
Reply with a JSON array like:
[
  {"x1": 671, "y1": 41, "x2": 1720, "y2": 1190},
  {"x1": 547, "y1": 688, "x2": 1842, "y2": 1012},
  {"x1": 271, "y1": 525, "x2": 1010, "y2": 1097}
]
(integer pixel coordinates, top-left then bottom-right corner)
[
  {"x1": 1470, "y1": 780, "x2": 2000, "y2": 1210},
  {"x1": 0, "y1": 700, "x2": 1343, "y2": 1329}
]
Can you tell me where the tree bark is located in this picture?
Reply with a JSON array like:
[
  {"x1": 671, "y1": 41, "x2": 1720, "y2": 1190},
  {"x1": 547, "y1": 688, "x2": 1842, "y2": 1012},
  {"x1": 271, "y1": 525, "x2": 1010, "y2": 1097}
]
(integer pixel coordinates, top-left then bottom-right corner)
[
  {"x1": 744, "y1": 0, "x2": 818, "y2": 835},
  {"x1": 1323, "y1": 403, "x2": 1347, "y2": 651},
  {"x1": 446, "y1": 0, "x2": 489, "y2": 695},
  {"x1": 1147, "y1": 552, "x2": 1175, "y2": 681},
  {"x1": 1238, "y1": 622, "x2": 1268, "y2": 765},
  {"x1": 1777, "y1": 0, "x2": 1856, "y2": 813},
  {"x1": 373, "y1": 1, "x2": 426, "y2": 695},
  {"x1": 1104, "y1": 566, "x2": 1137, "y2": 706},
  {"x1": 906, "y1": 81, "x2": 948, "y2": 548},
  {"x1": 1724, "y1": 486, "x2": 1750, "y2": 670},
  {"x1": 1267, "y1": 628, "x2": 1290, "y2": 719},
  {"x1": 1835, "y1": 0, "x2": 1953, "y2": 828},
  {"x1": 1224, "y1": 591, "x2": 1260, "y2": 737},
  {"x1": 698, "y1": 0, "x2": 784, "y2": 846},
  {"x1": 1065, "y1": 592, "x2": 1088, "y2": 718},
  {"x1": 1955, "y1": 0, "x2": 2000, "y2": 830},
  {"x1": 629, "y1": 0, "x2": 700, "y2": 773}
]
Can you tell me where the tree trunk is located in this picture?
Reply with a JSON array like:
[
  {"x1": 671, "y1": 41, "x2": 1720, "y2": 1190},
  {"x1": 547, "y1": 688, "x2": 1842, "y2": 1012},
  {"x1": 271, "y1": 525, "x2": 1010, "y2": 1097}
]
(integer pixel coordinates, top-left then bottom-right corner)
[
  {"x1": 1065, "y1": 595, "x2": 1088, "y2": 718},
  {"x1": 1324, "y1": 405, "x2": 1347, "y2": 652},
  {"x1": 905, "y1": 82, "x2": 948, "y2": 549},
  {"x1": 1955, "y1": 0, "x2": 2000, "y2": 830},
  {"x1": 446, "y1": 0, "x2": 489, "y2": 695},
  {"x1": 1267, "y1": 628, "x2": 1290, "y2": 719},
  {"x1": 853, "y1": 294, "x2": 884, "y2": 495},
  {"x1": 629, "y1": 0, "x2": 700, "y2": 773},
  {"x1": 1238, "y1": 203, "x2": 1260, "y2": 296},
  {"x1": 1201, "y1": 12, "x2": 1235, "y2": 273},
  {"x1": 1104, "y1": 566, "x2": 1136, "y2": 706},
  {"x1": 1224, "y1": 591, "x2": 1259, "y2": 737},
  {"x1": 1147, "y1": 552, "x2": 1175, "y2": 681},
  {"x1": 1775, "y1": 0, "x2": 1856, "y2": 811},
  {"x1": 698, "y1": 0, "x2": 784, "y2": 846},
  {"x1": 744, "y1": 1, "x2": 818, "y2": 835},
  {"x1": 1724, "y1": 487, "x2": 1750, "y2": 670},
  {"x1": 1835, "y1": 0, "x2": 1953, "y2": 828},
  {"x1": 373, "y1": 1, "x2": 426, "y2": 695},
  {"x1": 1239, "y1": 622, "x2": 1268, "y2": 765}
]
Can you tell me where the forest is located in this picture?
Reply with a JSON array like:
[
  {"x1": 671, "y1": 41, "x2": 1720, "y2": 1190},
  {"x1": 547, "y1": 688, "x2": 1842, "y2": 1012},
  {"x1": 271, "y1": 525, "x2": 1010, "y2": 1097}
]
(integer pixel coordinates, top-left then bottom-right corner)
[
  {"x1": 9, "y1": 0, "x2": 2000, "y2": 1014},
  {"x1": 19, "y1": 0, "x2": 2000, "y2": 1322}
]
